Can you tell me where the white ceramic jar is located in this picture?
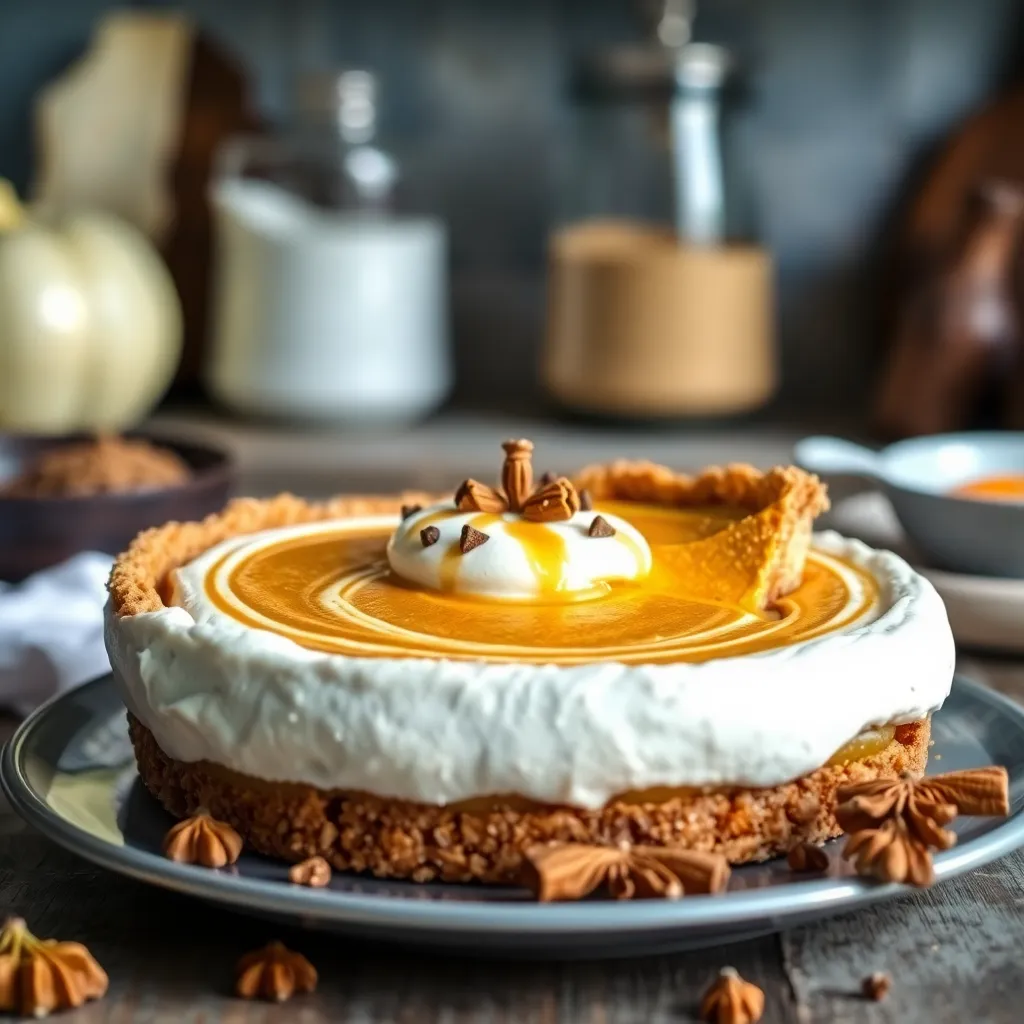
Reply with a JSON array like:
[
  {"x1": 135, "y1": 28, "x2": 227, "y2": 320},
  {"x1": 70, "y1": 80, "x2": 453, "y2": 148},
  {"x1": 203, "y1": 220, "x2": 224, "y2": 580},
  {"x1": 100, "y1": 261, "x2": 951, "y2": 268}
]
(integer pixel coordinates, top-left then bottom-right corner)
[{"x1": 207, "y1": 178, "x2": 449, "y2": 423}]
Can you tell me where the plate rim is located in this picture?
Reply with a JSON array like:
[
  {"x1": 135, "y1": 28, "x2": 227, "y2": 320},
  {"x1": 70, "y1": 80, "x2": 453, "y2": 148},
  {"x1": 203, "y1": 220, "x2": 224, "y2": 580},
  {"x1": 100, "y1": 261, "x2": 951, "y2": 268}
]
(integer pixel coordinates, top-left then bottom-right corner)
[{"x1": 4, "y1": 674, "x2": 1024, "y2": 938}]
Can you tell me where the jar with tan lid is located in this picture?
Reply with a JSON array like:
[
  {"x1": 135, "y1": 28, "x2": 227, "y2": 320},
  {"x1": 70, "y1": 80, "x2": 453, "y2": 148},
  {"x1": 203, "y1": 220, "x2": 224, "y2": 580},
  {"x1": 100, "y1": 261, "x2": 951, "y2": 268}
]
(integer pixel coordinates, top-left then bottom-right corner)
[
  {"x1": 545, "y1": 221, "x2": 772, "y2": 417},
  {"x1": 544, "y1": 24, "x2": 774, "y2": 419}
]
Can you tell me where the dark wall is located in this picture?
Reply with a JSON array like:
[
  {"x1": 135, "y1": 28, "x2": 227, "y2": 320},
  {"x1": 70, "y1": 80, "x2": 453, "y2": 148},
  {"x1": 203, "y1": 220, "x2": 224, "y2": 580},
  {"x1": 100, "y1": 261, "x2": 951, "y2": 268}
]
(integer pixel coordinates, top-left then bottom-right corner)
[{"x1": 1, "y1": 0, "x2": 1021, "y2": 417}]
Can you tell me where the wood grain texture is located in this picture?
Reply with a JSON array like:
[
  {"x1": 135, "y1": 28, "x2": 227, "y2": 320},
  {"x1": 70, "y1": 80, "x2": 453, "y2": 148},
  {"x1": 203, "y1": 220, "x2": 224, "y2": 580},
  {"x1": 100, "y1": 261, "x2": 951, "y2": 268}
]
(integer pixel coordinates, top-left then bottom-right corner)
[
  {"x1": 1, "y1": 657, "x2": 1022, "y2": 1021},
  {"x1": 783, "y1": 858, "x2": 1024, "y2": 1024}
]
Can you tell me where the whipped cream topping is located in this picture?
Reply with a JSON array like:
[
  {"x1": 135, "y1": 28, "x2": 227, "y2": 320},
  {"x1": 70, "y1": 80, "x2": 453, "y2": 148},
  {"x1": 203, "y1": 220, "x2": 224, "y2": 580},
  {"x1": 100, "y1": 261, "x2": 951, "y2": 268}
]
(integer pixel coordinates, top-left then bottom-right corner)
[
  {"x1": 386, "y1": 503, "x2": 652, "y2": 600},
  {"x1": 106, "y1": 531, "x2": 955, "y2": 808}
]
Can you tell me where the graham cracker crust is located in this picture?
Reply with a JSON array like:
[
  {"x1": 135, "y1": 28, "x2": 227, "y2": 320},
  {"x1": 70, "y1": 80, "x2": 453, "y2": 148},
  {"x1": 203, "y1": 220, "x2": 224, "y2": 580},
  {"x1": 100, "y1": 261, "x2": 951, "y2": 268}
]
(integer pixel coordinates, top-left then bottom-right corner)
[{"x1": 129, "y1": 715, "x2": 929, "y2": 884}]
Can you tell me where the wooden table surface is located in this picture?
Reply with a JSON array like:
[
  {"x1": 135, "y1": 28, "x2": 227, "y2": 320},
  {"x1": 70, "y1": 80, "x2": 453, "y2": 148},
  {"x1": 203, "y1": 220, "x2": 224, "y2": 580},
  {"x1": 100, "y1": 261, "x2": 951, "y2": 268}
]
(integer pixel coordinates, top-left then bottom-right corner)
[{"x1": 0, "y1": 655, "x2": 1021, "y2": 1024}]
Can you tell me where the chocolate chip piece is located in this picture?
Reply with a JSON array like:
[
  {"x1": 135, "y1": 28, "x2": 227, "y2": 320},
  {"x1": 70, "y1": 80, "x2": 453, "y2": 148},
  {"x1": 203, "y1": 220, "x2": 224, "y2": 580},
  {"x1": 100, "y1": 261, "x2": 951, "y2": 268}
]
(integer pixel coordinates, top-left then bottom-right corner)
[
  {"x1": 420, "y1": 525, "x2": 440, "y2": 547},
  {"x1": 401, "y1": 503, "x2": 422, "y2": 520},
  {"x1": 460, "y1": 524, "x2": 490, "y2": 553},
  {"x1": 588, "y1": 515, "x2": 615, "y2": 538},
  {"x1": 579, "y1": 489, "x2": 593, "y2": 511},
  {"x1": 539, "y1": 471, "x2": 556, "y2": 486}
]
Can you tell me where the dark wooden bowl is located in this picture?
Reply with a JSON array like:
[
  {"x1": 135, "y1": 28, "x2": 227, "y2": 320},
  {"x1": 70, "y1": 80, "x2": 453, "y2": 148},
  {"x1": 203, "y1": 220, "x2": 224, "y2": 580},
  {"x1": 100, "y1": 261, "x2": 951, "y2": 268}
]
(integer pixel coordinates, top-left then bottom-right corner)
[{"x1": 0, "y1": 433, "x2": 235, "y2": 582}]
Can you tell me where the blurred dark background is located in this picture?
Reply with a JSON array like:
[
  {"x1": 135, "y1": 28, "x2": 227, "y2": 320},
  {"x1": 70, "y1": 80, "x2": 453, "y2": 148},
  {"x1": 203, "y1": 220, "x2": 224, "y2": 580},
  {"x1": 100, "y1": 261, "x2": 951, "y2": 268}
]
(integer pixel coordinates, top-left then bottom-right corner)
[{"x1": 2, "y1": 0, "x2": 1023, "y2": 418}]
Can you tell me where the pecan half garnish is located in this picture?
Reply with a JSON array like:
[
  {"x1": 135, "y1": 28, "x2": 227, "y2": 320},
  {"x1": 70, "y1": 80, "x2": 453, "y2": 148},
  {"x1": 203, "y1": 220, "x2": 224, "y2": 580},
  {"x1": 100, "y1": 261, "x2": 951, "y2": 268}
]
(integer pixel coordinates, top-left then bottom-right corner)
[
  {"x1": 699, "y1": 967, "x2": 765, "y2": 1023},
  {"x1": 455, "y1": 479, "x2": 508, "y2": 514},
  {"x1": 522, "y1": 478, "x2": 581, "y2": 523},
  {"x1": 163, "y1": 810, "x2": 243, "y2": 868},
  {"x1": 235, "y1": 941, "x2": 317, "y2": 1002},
  {"x1": 450, "y1": 440, "x2": 586, "y2": 523},
  {"x1": 289, "y1": 856, "x2": 332, "y2": 888},
  {"x1": 835, "y1": 766, "x2": 1009, "y2": 887},
  {"x1": 521, "y1": 842, "x2": 730, "y2": 902},
  {"x1": 0, "y1": 916, "x2": 108, "y2": 1017},
  {"x1": 501, "y1": 438, "x2": 534, "y2": 511}
]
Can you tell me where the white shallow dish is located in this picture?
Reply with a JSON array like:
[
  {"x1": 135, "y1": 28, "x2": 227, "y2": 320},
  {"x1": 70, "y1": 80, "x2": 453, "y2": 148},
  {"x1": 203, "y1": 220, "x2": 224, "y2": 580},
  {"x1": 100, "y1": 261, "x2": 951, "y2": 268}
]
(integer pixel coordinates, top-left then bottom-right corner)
[
  {"x1": 827, "y1": 490, "x2": 1024, "y2": 654},
  {"x1": 920, "y1": 568, "x2": 1024, "y2": 655},
  {"x1": 4, "y1": 674, "x2": 1024, "y2": 958},
  {"x1": 796, "y1": 432, "x2": 1024, "y2": 578}
]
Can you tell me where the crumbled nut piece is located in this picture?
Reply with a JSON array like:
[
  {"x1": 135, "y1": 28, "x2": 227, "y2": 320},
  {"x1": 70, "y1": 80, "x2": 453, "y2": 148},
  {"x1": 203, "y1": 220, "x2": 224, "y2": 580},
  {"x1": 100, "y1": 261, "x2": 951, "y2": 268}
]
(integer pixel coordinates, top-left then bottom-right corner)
[
  {"x1": 289, "y1": 856, "x2": 332, "y2": 888},
  {"x1": 862, "y1": 971, "x2": 891, "y2": 1001},
  {"x1": 789, "y1": 795, "x2": 820, "y2": 824},
  {"x1": 787, "y1": 842, "x2": 829, "y2": 873}
]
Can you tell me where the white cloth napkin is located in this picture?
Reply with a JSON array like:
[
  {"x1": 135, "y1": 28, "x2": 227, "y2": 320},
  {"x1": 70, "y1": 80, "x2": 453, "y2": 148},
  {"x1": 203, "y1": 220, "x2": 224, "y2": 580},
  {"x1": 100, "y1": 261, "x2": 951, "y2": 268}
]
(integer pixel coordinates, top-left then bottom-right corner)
[{"x1": 0, "y1": 552, "x2": 113, "y2": 716}]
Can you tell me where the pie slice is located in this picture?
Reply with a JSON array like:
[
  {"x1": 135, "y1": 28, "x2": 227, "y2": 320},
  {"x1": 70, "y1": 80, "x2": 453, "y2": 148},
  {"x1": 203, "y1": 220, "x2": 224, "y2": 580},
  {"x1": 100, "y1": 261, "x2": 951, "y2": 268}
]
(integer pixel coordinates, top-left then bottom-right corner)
[
  {"x1": 653, "y1": 503, "x2": 787, "y2": 614},
  {"x1": 573, "y1": 460, "x2": 829, "y2": 612}
]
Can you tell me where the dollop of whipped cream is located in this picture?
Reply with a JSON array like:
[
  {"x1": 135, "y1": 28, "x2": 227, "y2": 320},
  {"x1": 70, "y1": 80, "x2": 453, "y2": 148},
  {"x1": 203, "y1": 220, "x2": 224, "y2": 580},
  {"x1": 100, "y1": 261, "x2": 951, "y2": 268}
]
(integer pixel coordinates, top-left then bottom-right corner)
[{"x1": 387, "y1": 504, "x2": 653, "y2": 600}]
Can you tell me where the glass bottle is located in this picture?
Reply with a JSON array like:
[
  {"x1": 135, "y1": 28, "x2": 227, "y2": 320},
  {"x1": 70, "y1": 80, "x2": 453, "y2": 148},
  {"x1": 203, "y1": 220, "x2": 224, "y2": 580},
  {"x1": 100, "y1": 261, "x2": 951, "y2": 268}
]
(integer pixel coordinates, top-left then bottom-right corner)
[{"x1": 220, "y1": 69, "x2": 398, "y2": 213}]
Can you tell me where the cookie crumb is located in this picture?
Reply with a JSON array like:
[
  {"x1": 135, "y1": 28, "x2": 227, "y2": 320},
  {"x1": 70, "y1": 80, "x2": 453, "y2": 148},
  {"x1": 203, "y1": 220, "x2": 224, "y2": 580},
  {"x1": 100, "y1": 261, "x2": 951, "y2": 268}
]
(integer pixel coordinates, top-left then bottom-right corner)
[{"x1": 3, "y1": 436, "x2": 189, "y2": 497}]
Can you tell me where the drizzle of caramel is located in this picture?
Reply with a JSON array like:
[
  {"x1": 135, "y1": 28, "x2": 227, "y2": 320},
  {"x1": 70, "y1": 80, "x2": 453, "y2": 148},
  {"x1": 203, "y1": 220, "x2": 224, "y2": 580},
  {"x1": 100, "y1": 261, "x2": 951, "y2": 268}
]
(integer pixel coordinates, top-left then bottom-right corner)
[
  {"x1": 200, "y1": 501, "x2": 879, "y2": 666},
  {"x1": 826, "y1": 725, "x2": 895, "y2": 765},
  {"x1": 502, "y1": 518, "x2": 569, "y2": 595}
]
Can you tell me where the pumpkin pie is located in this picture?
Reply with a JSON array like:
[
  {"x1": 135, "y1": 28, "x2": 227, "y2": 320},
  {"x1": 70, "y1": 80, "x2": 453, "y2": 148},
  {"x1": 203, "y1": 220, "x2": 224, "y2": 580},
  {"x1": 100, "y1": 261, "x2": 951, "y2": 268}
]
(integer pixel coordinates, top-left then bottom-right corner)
[{"x1": 106, "y1": 441, "x2": 955, "y2": 883}]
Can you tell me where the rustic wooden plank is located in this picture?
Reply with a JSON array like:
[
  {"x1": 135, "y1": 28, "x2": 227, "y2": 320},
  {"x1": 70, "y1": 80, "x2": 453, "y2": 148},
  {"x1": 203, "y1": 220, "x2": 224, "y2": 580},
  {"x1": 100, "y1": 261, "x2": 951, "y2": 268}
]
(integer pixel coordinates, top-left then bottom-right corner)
[
  {"x1": 0, "y1": 830, "x2": 798, "y2": 1023},
  {"x1": 781, "y1": 851, "x2": 1024, "y2": 1024}
]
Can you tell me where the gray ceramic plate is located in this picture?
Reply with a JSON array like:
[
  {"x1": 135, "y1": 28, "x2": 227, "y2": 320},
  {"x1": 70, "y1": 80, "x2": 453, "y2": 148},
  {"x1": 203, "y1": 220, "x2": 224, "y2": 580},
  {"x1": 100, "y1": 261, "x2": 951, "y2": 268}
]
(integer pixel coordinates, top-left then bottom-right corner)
[{"x1": 4, "y1": 674, "x2": 1024, "y2": 957}]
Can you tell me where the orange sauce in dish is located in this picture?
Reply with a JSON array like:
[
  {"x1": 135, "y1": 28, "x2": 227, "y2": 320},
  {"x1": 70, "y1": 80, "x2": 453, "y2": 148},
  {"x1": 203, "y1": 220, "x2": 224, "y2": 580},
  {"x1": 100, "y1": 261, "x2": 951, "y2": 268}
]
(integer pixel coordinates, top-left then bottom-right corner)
[{"x1": 952, "y1": 474, "x2": 1024, "y2": 502}]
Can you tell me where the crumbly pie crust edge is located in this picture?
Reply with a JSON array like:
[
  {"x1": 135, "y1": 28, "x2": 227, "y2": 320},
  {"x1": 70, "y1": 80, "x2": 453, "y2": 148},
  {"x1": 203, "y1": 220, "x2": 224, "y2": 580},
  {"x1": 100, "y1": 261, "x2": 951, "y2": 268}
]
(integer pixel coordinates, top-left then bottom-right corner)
[{"x1": 129, "y1": 714, "x2": 929, "y2": 881}]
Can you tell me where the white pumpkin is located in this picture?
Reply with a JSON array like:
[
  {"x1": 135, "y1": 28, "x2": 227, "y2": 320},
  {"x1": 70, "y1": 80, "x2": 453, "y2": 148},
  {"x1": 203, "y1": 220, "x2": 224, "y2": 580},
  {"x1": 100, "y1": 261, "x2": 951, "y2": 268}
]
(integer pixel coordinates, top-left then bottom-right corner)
[{"x1": 0, "y1": 179, "x2": 182, "y2": 433}]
